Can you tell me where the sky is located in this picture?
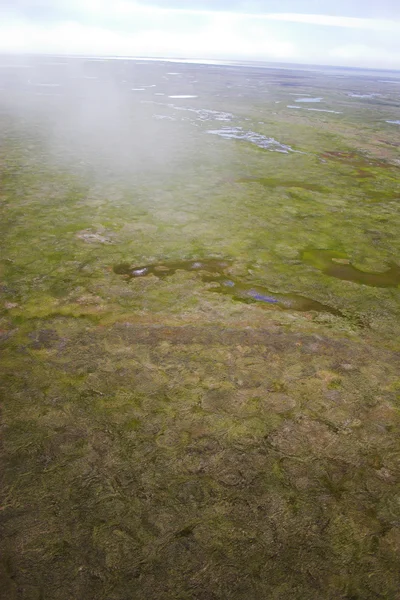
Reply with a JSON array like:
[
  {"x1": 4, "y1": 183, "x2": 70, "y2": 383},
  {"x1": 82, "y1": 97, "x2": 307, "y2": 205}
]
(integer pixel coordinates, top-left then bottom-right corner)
[{"x1": 1, "y1": 0, "x2": 400, "y2": 68}]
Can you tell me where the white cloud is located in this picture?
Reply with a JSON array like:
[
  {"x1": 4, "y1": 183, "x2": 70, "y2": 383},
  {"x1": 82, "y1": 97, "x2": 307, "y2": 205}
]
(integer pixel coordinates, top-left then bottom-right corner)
[
  {"x1": 330, "y1": 44, "x2": 400, "y2": 68},
  {"x1": 79, "y1": 3, "x2": 400, "y2": 32},
  {"x1": 0, "y1": 18, "x2": 295, "y2": 59},
  {"x1": 8, "y1": 2, "x2": 399, "y2": 32},
  {"x1": 251, "y1": 13, "x2": 400, "y2": 31},
  {"x1": 1, "y1": 2, "x2": 400, "y2": 67}
]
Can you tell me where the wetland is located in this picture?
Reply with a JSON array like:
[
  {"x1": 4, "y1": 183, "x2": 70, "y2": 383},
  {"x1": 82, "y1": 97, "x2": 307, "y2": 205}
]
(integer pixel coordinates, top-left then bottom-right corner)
[{"x1": 1, "y1": 55, "x2": 400, "y2": 600}]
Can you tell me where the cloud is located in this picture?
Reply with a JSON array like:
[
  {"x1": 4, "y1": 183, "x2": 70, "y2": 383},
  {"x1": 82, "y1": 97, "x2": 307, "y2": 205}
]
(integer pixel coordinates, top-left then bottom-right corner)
[
  {"x1": 4, "y1": 1, "x2": 400, "y2": 32},
  {"x1": 1, "y1": 1, "x2": 400, "y2": 67},
  {"x1": 330, "y1": 44, "x2": 400, "y2": 68},
  {"x1": 255, "y1": 13, "x2": 400, "y2": 31},
  {"x1": 6, "y1": 0, "x2": 400, "y2": 20},
  {"x1": 74, "y1": 3, "x2": 400, "y2": 33},
  {"x1": 0, "y1": 17, "x2": 295, "y2": 60}
]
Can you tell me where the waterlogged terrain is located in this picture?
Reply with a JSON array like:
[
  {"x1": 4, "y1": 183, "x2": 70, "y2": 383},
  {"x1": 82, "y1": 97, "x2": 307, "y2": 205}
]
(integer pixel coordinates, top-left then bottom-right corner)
[
  {"x1": 302, "y1": 249, "x2": 400, "y2": 287},
  {"x1": 113, "y1": 258, "x2": 342, "y2": 316},
  {"x1": 1, "y1": 56, "x2": 400, "y2": 600},
  {"x1": 207, "y1": 127, "x2": 295, "y2": 152}
]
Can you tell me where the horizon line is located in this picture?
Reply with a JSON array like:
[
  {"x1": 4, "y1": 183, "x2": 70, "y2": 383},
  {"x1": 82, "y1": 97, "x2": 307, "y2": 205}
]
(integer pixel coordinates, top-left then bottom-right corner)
[{"x1": 1, "y1": 52, "x2": 400, "y2": 74}]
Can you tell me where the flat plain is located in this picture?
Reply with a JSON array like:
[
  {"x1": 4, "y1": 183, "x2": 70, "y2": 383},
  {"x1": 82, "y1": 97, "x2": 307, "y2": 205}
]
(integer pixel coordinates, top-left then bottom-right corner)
[{"x1": 1, "y1": 55, "x2": 400, "y2": 599}]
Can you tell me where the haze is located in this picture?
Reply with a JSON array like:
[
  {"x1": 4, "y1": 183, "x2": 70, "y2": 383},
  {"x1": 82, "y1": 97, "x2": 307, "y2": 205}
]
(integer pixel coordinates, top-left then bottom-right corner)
[{"x1": 1, "y1": 0, "x2": 400, "y2": 69}]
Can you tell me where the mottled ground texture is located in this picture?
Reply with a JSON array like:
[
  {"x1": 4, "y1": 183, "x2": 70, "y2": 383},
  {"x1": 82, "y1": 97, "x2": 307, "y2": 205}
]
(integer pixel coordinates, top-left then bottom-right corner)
[{"x1": 1, "y1": 56, "x2": 400, "y2": 599}]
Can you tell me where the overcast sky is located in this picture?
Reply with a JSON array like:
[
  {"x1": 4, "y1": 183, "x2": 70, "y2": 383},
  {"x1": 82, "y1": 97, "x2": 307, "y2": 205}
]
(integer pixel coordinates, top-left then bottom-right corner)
[{"x1": 1, "y1": 0, "x2": 400, "y2": 68}]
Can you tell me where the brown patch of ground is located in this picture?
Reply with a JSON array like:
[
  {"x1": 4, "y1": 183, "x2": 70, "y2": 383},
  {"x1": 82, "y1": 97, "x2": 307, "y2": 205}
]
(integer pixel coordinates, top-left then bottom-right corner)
[{"x1": 1, "y1": 320, "x2": 400, "y2": 599}]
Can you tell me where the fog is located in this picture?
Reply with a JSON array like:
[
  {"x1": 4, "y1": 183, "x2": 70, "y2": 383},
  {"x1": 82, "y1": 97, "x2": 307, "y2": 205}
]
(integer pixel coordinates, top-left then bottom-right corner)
[{"x1": 0, "y1": 54, "x2": 217, "y2": 182}]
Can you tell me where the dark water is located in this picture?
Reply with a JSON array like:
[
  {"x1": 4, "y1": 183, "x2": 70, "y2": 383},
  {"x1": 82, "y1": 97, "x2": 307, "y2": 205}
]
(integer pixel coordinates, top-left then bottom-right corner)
[
  {"x1": 302, "y1": 249, "x2": 400, "y2": 287},
  {"x1": 113, "y1": 259, "x2": 340, "y2": 315},
  {"x1": 113, "y1": 259, "x2": 231, "y2": 278}
]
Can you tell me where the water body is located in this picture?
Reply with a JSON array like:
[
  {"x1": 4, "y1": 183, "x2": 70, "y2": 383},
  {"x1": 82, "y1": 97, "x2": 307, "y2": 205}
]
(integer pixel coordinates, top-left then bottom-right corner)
[
  {"x1": 348, "y1": 93, "x2": 379, "y2": 98},
  {"x1": 287, "y1": 105, "x2": 342, "y2": 114},
  {"x1": 146, "y1": 100, "x2": 233, "y2": 122},
  {"x1": 302, "y1": 249, "x2": 400, "y2": 287},
  {"x1": 212, "y1": 278, "x2": 340, "y2": 315},
  {"x1": 207, "y1": 127, "x2": 294, "y2": 153},
  {"x1": 169, "y1": 105, "x2": 233, "y2": 121},
  {"x1": 154, "y1": 114, "x2": 176, "y2": 120},
  {"x1": 295, "y1": 97, "x2": 323, "y2": 103},
  {"x1": 113, "y1": 259, "x2": 340, "y2": 315},
  {"x1": 305, "y1": 108, "x2": 342, "y2": 114},
  {"x1": 114, "y1": 259, "x2": 231, "y2": 278}
]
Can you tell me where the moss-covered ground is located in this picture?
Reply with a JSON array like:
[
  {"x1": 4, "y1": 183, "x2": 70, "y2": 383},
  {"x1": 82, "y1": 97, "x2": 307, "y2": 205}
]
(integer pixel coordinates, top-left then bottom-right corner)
[{"x1": 1, "y1": 56, "x2": 400, "y2": 599}]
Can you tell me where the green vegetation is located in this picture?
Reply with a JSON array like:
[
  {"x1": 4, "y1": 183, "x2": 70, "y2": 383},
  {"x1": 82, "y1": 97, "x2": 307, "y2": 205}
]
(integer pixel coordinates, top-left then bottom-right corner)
[
  {"x1": 1, "y1": 57, "x2": 400, "y2": 599},
  {"x1": 301, "y1": 248, "x2": 400, "y2": 287}
]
